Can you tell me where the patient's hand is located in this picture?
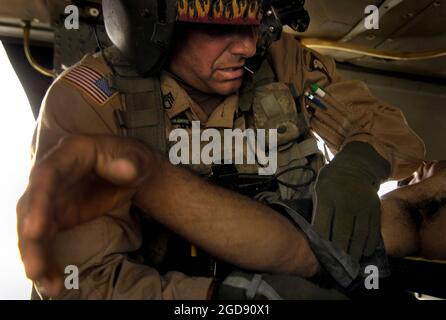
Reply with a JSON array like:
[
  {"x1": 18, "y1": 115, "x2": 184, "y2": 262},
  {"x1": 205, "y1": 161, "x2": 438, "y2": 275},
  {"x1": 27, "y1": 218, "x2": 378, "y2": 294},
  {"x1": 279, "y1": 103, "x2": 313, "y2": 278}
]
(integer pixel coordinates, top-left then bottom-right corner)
[{"x1": 17, "y1": 135, "x2": 159, "y2": 297}]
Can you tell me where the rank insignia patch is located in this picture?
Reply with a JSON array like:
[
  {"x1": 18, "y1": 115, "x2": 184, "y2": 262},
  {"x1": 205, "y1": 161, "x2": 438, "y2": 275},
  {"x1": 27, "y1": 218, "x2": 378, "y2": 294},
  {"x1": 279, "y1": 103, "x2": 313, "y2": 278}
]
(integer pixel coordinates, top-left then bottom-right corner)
[{"x1": 163, "y1": 92, "x2": 175, "y2": 109}]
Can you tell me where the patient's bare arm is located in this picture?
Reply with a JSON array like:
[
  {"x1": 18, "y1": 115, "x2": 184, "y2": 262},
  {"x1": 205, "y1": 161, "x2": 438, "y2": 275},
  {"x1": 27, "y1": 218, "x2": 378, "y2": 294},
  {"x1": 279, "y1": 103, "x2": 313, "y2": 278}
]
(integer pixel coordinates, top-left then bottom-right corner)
[
  {"x1": 381, "y1": 161, "x2": 446, "y2": 259},
  {"x1": 17, "y1": 135, "x2": 319, "y2": 297}
]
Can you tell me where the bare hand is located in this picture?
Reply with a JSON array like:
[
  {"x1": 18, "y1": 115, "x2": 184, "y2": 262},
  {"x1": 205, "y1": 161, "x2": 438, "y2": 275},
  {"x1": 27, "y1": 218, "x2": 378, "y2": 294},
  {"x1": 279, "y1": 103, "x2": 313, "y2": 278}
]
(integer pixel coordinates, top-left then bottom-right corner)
[{"x1": 17, "y1": 135, "x2": 159, "y2": 296}]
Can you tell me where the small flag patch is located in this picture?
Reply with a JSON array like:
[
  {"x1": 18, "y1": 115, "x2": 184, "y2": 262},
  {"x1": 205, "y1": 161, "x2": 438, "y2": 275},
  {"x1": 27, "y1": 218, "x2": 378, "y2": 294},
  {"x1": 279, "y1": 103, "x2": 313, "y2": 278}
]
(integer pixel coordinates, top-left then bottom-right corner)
[{"x1": 64, "y1": 65, "x2": 115, "y2": 104}]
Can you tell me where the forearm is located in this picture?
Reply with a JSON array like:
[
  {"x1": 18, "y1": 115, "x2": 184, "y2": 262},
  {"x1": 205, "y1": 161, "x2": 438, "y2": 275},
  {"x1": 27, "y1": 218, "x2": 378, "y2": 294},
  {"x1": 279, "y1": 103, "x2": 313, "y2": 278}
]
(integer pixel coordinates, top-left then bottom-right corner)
[{"x1": 135, "y1": 156, "x2": 319, "y2": 278}]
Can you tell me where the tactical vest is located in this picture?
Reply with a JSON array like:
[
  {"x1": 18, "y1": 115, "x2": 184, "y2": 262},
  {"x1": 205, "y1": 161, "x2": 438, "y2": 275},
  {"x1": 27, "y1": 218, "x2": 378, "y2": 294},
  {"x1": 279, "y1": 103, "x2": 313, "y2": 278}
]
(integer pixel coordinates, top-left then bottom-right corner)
[{"x1": 104, "y1": 46, "x2": 326, "y2": 279}]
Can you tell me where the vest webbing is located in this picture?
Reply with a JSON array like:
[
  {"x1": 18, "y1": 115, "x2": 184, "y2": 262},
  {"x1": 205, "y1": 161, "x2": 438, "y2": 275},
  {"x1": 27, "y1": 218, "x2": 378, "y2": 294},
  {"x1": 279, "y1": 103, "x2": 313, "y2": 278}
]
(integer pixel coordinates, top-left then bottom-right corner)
[{"x1": 104, "y1": 47, "x2": 166, "y2": 153}]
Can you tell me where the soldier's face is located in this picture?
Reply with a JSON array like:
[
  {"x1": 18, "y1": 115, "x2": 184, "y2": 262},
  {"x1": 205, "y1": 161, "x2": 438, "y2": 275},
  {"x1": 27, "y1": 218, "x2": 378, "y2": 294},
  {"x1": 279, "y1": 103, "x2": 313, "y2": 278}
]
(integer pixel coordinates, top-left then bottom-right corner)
[{"x1": 168, "y1": 23, "x2": 258, "y2": 95}]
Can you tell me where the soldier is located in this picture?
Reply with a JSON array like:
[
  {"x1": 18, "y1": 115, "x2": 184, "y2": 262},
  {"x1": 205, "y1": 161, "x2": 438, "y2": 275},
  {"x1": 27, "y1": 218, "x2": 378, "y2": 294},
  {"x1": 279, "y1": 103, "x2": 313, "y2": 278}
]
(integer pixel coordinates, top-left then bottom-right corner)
[{"x1": 18, "y1": 0, "x2": 425, "y2": 299}]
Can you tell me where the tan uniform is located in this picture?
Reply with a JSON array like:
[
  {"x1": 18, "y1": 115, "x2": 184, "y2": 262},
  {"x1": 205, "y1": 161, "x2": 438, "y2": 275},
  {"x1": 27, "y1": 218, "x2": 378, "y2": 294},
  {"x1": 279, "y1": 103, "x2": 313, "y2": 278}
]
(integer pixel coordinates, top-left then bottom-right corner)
[{"x1": 31, "y1": 32, "x2": 425, "y2": 299}]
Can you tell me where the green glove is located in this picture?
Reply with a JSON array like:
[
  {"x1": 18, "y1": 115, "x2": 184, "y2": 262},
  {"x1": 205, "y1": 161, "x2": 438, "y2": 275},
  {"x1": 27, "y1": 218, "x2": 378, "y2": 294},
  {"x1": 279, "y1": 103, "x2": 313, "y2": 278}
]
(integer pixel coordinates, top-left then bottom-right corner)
[
  {"x1": 312, "y1": 141, "x2": 390, "y2": 260},
  {"x1": 215, "y1": 270, "x2": 347, "y2": 300}
]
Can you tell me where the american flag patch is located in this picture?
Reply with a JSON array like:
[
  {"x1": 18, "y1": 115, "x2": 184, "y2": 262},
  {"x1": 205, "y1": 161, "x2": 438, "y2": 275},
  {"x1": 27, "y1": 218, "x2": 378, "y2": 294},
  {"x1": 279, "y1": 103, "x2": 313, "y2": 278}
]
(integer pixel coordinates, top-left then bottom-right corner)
[{"x1": 63, "y1": 65, "x2": 115, "y2": 105}]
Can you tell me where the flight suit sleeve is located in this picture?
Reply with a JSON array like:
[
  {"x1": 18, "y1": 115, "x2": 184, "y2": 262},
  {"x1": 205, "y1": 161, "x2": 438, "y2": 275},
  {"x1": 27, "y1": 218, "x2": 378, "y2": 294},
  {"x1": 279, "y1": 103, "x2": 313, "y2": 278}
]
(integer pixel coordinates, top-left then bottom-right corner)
[
  {"x1": 32, "y1": 72, "x2": 117, "y2": 161},
  {"x1": 269, "y1": 32, "x2": 425, "y2": 180}
]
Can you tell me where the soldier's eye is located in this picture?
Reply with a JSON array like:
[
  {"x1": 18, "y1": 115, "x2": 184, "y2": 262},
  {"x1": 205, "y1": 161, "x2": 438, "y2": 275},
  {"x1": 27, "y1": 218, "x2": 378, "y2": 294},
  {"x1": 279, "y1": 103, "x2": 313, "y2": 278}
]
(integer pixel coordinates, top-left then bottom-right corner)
[
  {"x1": 200, "y1": 25, "x2": 259, "y2": 39},
  {"x1": 201, "y1": 24, "x2": 236, "y2": 37}
]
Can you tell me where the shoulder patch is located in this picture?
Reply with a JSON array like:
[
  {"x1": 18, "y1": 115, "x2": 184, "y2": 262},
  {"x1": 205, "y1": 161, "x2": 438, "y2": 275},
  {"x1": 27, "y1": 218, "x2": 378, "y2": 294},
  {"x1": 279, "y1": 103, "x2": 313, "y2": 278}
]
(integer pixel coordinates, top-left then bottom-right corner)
[{"x1": 62, "y1": 65, "x2": 116, "y2": 105}]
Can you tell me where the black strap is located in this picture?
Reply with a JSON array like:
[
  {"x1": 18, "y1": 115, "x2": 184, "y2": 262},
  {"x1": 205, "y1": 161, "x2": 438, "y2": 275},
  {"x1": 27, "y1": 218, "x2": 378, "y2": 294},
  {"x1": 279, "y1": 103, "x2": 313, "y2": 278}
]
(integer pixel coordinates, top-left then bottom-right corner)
[{"x1": 105, "y1": 47, "x2": 166, "y2": 153}]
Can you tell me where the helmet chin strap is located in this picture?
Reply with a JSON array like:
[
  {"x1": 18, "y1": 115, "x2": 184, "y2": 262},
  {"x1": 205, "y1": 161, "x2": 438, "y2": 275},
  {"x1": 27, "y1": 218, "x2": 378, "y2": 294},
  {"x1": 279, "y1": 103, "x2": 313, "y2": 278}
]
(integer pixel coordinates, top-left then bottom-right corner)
[
  {"x1": 245, "y1": 0, "x2": 310, "y2": 74},
  {"x1": 266, "y1": 0, "x2": 310, "y2": 33}
]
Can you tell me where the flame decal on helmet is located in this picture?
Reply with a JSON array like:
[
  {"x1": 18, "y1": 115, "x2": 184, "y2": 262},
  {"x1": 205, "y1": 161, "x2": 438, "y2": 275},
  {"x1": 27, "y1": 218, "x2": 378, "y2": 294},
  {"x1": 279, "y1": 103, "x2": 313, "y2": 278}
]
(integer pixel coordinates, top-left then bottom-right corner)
[{"x1": 177, "y1": 0, "x2": 262, "y2": 25}]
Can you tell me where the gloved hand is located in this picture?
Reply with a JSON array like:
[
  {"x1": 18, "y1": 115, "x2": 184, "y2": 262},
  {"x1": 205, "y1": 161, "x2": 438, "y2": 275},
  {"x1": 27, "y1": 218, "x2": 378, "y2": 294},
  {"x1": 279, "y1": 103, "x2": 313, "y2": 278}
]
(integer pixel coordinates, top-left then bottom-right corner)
[
  {"x1": 214, "y1": 270, "x2": 347, "y2": 300},
  {"x1": 312, "y1": 141, "x2": 390, "y2": 260}
]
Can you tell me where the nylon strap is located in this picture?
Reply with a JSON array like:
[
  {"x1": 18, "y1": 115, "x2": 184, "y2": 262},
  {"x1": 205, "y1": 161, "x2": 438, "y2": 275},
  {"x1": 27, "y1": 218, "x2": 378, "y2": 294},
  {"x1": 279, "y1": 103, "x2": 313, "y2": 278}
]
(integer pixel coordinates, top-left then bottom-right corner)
[
  {"x1": 105, "y1": 47, "x2": 166, "y2": 153},
  {"x1": 222, "y1": 275, "x2": 283, "y2": 300},
  {"x1": 265, "y1": 198, "x2": 360, "y2": 288}
]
